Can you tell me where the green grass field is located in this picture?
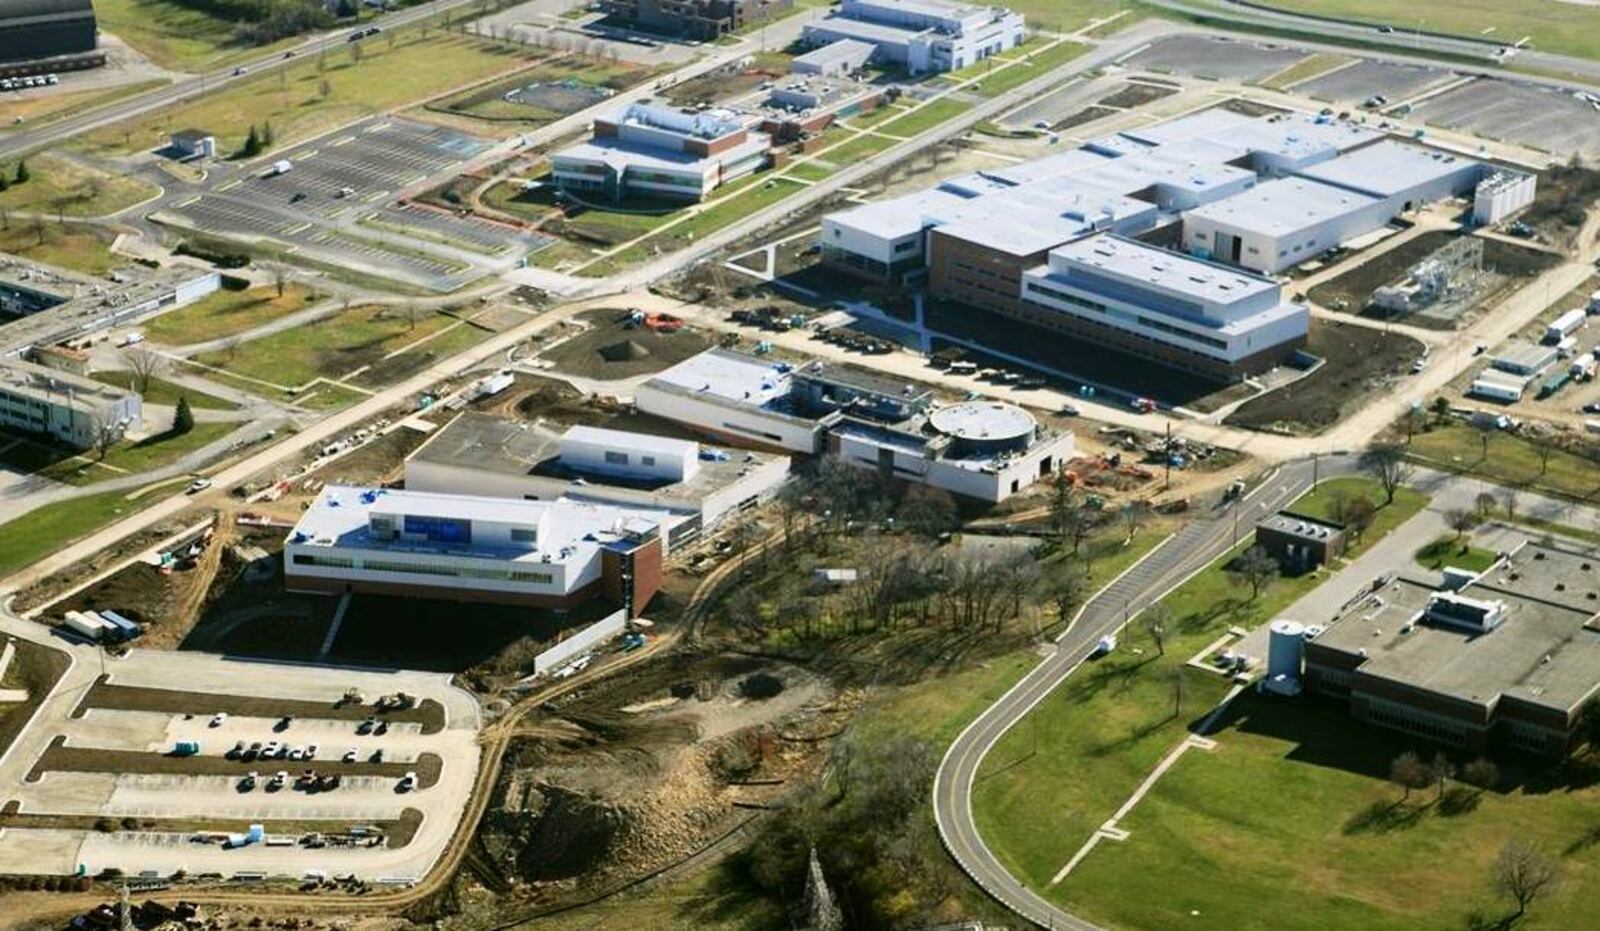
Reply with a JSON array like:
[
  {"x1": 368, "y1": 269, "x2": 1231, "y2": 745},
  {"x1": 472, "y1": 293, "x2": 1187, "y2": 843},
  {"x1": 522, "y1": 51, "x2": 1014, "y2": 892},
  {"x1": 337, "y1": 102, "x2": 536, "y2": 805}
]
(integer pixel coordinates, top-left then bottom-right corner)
[
  {"x1": 1415, "y1": 533, "x2": 1499, "y2": 572},
  {"x1": 1265, "y1": 0, "x2": 1600, "y2": 63},
  {"x1": 879, "y1": 98, "x2": 973, "y2": 137},
  {"x1": 1408, "y1": 424, "x2": 1600, "y2": 502},
  {"x1": 817, "y1": 130, "x2": 901, "y2": 166},
  {"x1": 93, "y1": 0, "x2": 329, "y2": 72},
  {"x1": 575, "y1": 177, "x2": 805, "y2": 277},
  {"x1": 80, "y1": 34, "x2": 534, "y2": 157},
  {"x1": 0, "y1": 81, "x2": 169, "y2": 133},
  {"x1": 38, "y1": 422, "x2": 236, "y2": 486},
  {"x1": 0, "y1": 488, "x2": 171, "y2": 580},
  {"x1": 1003, "y1": 0, "x2": 1139, "y2": 34},
  {"x1": 780, "y1": 161, "x2": 836, "y2": 183},
  {"x1": 142, "y1": 284, "x2": 317, "y2": 346},
  {"x1": 90, "y1": 372, "x2": 236, "y2": 411},
  {"x1": 1292, "y1": 476, "x2": 1429, "y2": 557},
  {"x1": 193, "y1": 305, "x2": 457, "y2": 389},
  {"x1": 0, "y1": 221, "x2": 118, "y2": 275},
  {"x1": 951, "y1": 40, "x2": 1088, "y2": 97},
  {"x1": 0, "y1": 153, "x2": 158, "y2": 219},
  {"x1": 974, "y1": 477, "x2": 1433, "y2": 922}
]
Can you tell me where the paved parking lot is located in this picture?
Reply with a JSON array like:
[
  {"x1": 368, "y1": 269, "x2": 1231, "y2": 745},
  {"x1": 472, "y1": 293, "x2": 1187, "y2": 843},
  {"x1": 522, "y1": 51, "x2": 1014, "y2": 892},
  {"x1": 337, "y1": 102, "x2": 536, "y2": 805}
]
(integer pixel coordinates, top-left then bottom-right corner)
[
  {"x1": 1295, "y1": 59, "x2": 1454, "y2": 103},
  {"x1": 152, "y1": 118, "x2": 523, "y2": 292},
  {"x1": 0, "y1": 646, "x2": 480, "y2": 883},
  {"x1": 1122, "y1": 34, "x2": 1307, "y2": 83},
  {"x1": 1410, "y1": 78, "x2": 1600, "y2": 158}
]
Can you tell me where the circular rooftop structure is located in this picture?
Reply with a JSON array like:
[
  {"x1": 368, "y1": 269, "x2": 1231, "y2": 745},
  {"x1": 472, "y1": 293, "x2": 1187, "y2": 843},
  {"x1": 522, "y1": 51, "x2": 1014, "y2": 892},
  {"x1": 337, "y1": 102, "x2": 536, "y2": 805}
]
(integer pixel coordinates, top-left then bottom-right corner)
[{"x1": 929, "y1": 401, "x2": 1037, "y2": 445}]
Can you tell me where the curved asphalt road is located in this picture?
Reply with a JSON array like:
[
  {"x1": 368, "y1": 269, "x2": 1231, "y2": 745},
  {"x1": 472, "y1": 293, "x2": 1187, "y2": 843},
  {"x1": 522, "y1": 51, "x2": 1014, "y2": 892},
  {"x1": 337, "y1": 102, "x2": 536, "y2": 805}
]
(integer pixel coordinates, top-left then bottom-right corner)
[{"x1": 933, "y1": 454, "x2": 1358, "y2": 929}]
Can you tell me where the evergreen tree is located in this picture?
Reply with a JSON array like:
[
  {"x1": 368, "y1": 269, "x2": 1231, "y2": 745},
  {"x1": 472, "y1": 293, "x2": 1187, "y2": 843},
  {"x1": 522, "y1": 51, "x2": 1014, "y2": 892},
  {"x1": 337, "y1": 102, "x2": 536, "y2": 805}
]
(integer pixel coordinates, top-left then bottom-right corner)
[
  {"x1": 13, "y1": 159, "x2": 28, "y2": 185},
  {"x1": 172, "y1": 395, "x2": 194, "y2": 435},
  {"x1": 261, "y1": 120, "x2": 274, "y2": 148},
  {"x1": 241, "y1": 126, "x2": 261, "y2": 158}
]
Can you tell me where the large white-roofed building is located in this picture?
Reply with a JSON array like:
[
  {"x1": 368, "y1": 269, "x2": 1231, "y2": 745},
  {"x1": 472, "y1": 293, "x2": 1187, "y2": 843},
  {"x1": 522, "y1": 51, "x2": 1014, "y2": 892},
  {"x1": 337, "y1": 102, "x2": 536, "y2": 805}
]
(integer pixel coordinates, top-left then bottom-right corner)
[
  {"x1": 283, "y1": 486, "x2": 670, "y2": 614},
  {"x1": 1181, "y1": 176, "x2": 1390, "y2": 274},
  {"x1": 800, "y1": 0, "x2": 1024, "y2": 75},
  {"x1": 404, "y1": 413, "x2": 791, "y2": 545}
]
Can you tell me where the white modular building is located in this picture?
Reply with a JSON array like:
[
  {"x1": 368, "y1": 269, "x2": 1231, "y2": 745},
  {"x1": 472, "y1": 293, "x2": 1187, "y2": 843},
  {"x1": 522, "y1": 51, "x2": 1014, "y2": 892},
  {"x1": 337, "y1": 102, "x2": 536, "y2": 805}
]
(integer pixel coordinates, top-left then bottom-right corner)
[
  {"x1": 283, "y1": 486, "x2": 669, "y2": 612},
  {"x1": 1181, "y1": 177, "x2": 1390, "y2": 274},
  {"x1": 801, "y1": 0, "x2": 1024, "y2": 74},
  {"x1": 552, "y1": 101, "x2": 770, "y2": 202},
  {"x1": 1018, "y1": 233, "x2": 1309, "y2": 377},
  {"x1": 404, "y1": 413, "x2": 790, "y2": 543}
]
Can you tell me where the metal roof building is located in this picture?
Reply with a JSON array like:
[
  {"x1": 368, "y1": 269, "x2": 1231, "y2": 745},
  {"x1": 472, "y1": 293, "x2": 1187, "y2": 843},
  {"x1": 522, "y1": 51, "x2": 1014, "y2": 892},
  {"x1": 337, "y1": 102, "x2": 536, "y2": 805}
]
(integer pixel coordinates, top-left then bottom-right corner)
[{"x1": 0, "y1": 0, "x2": 97, "y2": 64}]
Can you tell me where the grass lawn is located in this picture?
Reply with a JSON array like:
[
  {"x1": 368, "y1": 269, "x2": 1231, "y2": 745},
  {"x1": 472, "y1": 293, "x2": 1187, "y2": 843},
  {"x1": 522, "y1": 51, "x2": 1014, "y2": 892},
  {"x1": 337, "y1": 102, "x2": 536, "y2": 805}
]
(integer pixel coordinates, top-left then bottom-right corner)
[
  {"x1": 1415, "y1": 533, "x2": 1500, "y2": 572},
  {"x1": 576, "y1": 177, "x2": 804, "y2": 276},
  {"x1": 844, "y1": 103, "x2": 913, "y2": 129},
  {"x1": 0, "y1": 81, "x2": 168, "y2": 131},
  {"x1": 0, "y1": 488, "x2": 170, "y2": 580},
  {"x1": 1265, "y1": 0, "x2": 1600, "y2": 64},
  {"x1": 80, "y1": 34, "x2": 535, "y2": 157},
  {"x1": 781, "y1": 161, "x2": 835, "y2": 183},
  {"x1": 142, "y1": 283, "x2": 317, "y2": 346},
  {"x1": 90, "y1": 372, "x2": 235, "y2": 411},
  {"x1": 879, "y1": 98, "x2": 973, "y2": 137},
  {"x1": 974, "y1": 478, "x2": 1431, "y2": 912},
  {"x1": 92, "y1": 0, "x2": 350, "y2": 72},
  {"x1": 1291, "y1": 476, "x2": 1430, "y2": 558},
  {"x1": 38, "y1": 422, "x2": 236, "y2": 485},
  {"x1": 817, "y1": 130, "x2": 900, "y2": 165},
  {"x1": 1408, "y1": 424, "x2": 1600, "y2": 502},
  {"x1": 0, "y1": 221, "x2": 118, "y2": 275},
  {"x1": 957, "y1": 40, "x2": 1088, "y2": 97},
  {"x1": 194, "y1": 305, "x2": 456, "y2": 389},
  {"x1": 1067, "y1": 690, "x2": 1600, "y2": 930},
  {"x1": 1259, "y1": 51, "x2": 1355, "y2": 89},
  {"x1": 479, "y1": 179, "x2": 560, "y2": 224},
  {"x1": 0, "y1": 153, "x2": 158, "y2": 218},
  {"x1": 294, "y1": 382, "x2": 371, "y2": 411},
  {"x1": 1002, "y1": 0, "x2": 1138, "y2": 33}
]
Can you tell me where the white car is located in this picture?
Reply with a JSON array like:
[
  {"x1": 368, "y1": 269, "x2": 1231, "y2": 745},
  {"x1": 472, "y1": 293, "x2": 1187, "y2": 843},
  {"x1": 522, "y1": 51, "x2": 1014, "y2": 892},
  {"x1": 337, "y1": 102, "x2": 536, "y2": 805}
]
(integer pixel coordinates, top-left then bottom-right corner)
[
  {"x1": 268, "y1": 771, "x2": 287, "y2": 790},
  {"x1": 186, "y1": 478, "x2": 212, "y2": 494},
  {"x1": 209, "y1": 712, "x2": 227, "y2": 727},
  {"x1": 397, "y1": 772, "x2": 417, "y2": 792},
  {"x1": 304, "y1": 744, "x2": 318, "y2": 760},
  {"x1": 342, "y1": 748, "x2": 357, "y2": 763}
]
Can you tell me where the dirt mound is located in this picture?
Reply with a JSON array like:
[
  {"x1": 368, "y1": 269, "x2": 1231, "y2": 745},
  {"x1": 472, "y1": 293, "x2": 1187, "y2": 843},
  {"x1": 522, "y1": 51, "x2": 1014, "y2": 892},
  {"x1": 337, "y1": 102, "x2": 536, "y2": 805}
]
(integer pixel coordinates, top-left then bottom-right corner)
[
  {"x1": 598, "y1": 339, "x2": 651, "y2": 363},
  {"x1": 513, "y1": 785, "x2": 631, "y2": 881}
]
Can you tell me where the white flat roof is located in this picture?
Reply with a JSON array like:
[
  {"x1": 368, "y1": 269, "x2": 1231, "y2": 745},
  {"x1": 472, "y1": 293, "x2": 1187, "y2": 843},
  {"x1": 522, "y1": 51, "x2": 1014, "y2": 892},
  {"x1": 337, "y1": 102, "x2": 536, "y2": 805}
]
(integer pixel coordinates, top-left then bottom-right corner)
[
  {"x1": 794, "y1": 38, "x2": 876, "y2": 67},
  {"x1": 806, "y1": 15, "x2": 927, "y2": 45},
  {"x1": 1049, "y1": 233, "x2": 1279, "y2": 304},
  {"x1": 1296, "y1": 140, "x2": 1479, "y2": 198},
  {"x1": 1185, "y1": 176, "x2": 1380, "y2": 235},
  {"x1": 289, "y1": 486, "x2": 669, "y2": 564},
  {"x1": 644, "y1": 348, "x2": 794, "y2": 407},
  {"x1": 826, "y1": 186, "x2": 972, "y2": 240},
  {"x1": 556, "y1": 132, "x2": 768, "y2": 175}
]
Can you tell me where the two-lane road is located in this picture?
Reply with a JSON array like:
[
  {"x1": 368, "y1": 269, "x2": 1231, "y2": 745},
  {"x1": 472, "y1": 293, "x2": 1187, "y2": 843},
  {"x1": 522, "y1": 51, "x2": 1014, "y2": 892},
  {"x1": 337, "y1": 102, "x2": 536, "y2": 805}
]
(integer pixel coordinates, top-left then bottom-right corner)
[{"x1": 933, "y1": 455, "x2": 1357, "y2": 929}]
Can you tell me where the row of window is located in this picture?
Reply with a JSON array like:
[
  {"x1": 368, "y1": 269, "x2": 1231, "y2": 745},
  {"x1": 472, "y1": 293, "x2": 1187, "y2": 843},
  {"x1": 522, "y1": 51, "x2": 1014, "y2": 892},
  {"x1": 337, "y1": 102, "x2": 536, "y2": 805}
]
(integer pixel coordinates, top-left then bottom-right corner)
[
  {"x1": 292, "y1": 552, "x2": 555, "y2": 585},
  {"x1": 603, "y1": 451, "x2": 658, "y2": 467},
  {"x1": 1361, "y1": 698, "x2": 1468, "y2": 748},
  {"x1": 1023, "y1": 281, "x2": 1229, "y2": 353}
]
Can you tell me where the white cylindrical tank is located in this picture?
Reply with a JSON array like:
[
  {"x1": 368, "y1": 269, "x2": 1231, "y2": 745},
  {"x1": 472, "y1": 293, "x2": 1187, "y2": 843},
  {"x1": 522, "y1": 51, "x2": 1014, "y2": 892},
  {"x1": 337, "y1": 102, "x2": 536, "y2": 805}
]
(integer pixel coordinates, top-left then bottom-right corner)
[{"x1": 1267, "y1": 619, "x2": 1306, "y2": 681}]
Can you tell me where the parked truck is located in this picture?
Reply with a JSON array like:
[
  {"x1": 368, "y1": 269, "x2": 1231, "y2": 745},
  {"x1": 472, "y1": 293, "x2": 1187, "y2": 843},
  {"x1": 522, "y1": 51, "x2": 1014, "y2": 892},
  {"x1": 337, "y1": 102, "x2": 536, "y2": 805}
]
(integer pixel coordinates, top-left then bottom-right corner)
[
  {"x1": 172, "y1": 741, "x2": 201, "y2": 756},
  {"x1": 99, "y1": 610, "x2": 142, "y2": 641},
  {"x1": 1572, "y1": 352, "x2": 1598, "y2": 381}
]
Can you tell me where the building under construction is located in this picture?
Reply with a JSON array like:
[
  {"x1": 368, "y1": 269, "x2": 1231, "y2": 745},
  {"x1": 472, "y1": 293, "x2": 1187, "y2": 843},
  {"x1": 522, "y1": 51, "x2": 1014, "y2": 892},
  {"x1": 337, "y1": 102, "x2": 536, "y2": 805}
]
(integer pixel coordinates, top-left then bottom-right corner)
[{"x1": 1371, "y1": 236, "x2": 1484, "y2": 316}]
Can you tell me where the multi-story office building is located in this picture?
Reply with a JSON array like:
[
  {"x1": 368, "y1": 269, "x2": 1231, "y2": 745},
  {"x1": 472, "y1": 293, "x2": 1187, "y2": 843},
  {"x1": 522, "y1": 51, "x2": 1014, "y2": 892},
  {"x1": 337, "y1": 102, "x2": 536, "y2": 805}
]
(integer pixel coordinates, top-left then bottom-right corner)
[
  {"x1": 551, "y1": 101, "x2": 771, "y2": 202},
  {"x1": 0, "y1": 358, "x2": 141, "y2": 450},
  {"x1": 596, "y1": 0, "x2": 792, "y2": 41}
]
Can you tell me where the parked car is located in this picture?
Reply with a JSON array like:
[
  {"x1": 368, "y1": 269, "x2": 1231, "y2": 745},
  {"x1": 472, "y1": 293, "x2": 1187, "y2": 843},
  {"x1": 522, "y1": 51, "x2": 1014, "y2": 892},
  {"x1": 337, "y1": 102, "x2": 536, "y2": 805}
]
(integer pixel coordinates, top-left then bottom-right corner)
[
  {"x1": 209, "y1": 712, "x2": 228, "y2": 727},
  {"x1": 396, "y1": 772, "x2": 417, "y2": 792},
  {"x1": 186, "y1": 479, "x2": 212, "y2": 494}
]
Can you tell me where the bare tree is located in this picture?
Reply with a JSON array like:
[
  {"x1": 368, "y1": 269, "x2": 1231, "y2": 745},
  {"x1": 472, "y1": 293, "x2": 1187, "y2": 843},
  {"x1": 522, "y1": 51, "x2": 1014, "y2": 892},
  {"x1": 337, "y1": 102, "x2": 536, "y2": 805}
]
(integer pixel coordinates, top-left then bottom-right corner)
[
  {"x1": 1461, "y1": 758, "x2": 1499, "y2": 793},
  {"x1": 1343, "y1": 495, "x2": 1376, "y2": 539},
  {"x1": 1532, "y1": 430, "x2": 1557, "y2": 476},
  {"x1": 273, "y1": 267, "x2": 289, "y2": 299},
  {"x1": 1427, "y1": 751, "x2": 1455, "y2": 802},
  {"x1": 1141, "y1": 602, "x2": 1171, "y2": 656},
  {"x1": 1491, "y1": 841, "x2": 1559, "y2": 920},
  {"x1": 124, "y1": 346, "x2": 165, "y2": 394},
  {"x1": 1049, "y1": 481, "x2": 1094, "y2": 555},
  {"x1": 1359, "y1": 444, "x2": 1414, "y2": 506},
  {"x1": 1445, "y1": 508, "x2": 1478, "y2": 542},
  {"x1": 1038, "y1": 560, "x2": 1089, "y2": 630},
  {"x1": 1389, "y1": 750, "x2": 1429, "y2": 804},
  {"x1": 94, "y1": 423, "x2": 119, "y2": 461},
  {"x1": 1475, "y1": 491, "x2": 1499, "y2": 520},
  {"x1": 1121, "y1": 499, "x2": 1148, "y2": 545},
  {"x1": 1228, "y1": 545, "x2": 1278, "y2": 602}
]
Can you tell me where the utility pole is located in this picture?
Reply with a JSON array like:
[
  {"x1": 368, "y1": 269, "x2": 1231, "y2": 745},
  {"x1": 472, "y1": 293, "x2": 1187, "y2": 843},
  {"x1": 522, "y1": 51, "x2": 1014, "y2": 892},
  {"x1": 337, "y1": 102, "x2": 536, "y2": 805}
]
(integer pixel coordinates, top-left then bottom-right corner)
[
  {"x1": 1312, "y1": 451, "x2": 1320, "y2": 491},
  {"x1": 1163, "y1": 419, "x2": 1172, "y2": 490}
]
